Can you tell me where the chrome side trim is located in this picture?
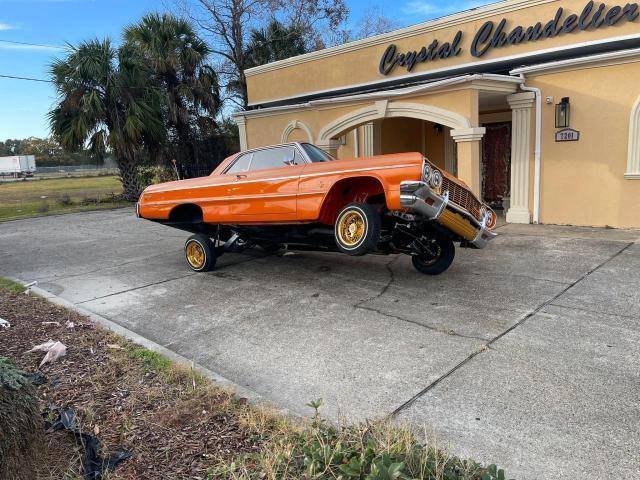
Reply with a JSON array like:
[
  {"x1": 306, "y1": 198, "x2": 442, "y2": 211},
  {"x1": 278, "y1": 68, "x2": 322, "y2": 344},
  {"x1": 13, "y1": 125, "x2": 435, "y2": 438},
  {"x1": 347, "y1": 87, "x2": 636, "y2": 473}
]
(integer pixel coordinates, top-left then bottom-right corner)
[
  {"x1": 142, "y1": 190, "x2": 326, "y2": 207},
  {"x1": 149, "y1": 163, "x2": 419, "y2": 194}
]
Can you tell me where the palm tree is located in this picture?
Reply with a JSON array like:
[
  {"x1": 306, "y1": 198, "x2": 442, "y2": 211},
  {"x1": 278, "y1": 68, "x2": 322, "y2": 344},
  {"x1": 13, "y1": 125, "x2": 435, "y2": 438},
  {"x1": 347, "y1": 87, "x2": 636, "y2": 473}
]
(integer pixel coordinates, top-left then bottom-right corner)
[
  {"x1": 124, "y1": 13, "x2": 221, "y2": 171},
  {"x1": 245, "y1": 20, "x2": 308, "y2": 68},
  {"x1": 49, "y1": 39, "x2": 165, "y2": 200},
  {"x1": 226, "y1": 20, "x2": 308, "y2": 102}
]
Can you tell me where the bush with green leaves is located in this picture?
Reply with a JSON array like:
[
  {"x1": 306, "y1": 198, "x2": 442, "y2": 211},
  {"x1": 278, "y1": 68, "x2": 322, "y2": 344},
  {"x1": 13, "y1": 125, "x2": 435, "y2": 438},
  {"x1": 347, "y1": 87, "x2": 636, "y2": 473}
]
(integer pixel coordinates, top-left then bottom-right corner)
[
  {"x1": 137, "y1": 165, "x2": 178, "y2": 190},
  {"x1": 0, "y1": 357, "x2": 44, "y2": 479},
  {"x1": 212, "y1": 399, "x2": 509, "y2": 480}
]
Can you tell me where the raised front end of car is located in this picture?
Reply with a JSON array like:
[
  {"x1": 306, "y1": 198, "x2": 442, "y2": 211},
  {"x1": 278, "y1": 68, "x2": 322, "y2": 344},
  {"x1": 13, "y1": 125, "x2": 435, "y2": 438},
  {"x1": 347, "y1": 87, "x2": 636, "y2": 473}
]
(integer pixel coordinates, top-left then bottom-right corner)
[{"x1": 399, "y1": 158, "x2": 497, "y2": 248}]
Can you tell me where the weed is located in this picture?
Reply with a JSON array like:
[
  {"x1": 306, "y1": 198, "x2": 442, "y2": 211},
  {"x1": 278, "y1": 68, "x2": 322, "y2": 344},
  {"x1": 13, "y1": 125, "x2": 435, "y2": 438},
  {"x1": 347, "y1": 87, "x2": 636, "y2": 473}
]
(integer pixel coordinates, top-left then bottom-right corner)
[
  {"x1": 37, "y1": 200, "x2": 49, "y2": 213},
  {"x1": 212, "y1": 404, "x2": 509, "y2": 480},
  {"x1": 128, "y1": 347, "x2": 172, "y2": 373},
  {"x1": 58, "y1": 194, "x2": 73, "y2": 206},
  {"x1": 0, "y1": 278, "x2": 26, "y2": 294}
]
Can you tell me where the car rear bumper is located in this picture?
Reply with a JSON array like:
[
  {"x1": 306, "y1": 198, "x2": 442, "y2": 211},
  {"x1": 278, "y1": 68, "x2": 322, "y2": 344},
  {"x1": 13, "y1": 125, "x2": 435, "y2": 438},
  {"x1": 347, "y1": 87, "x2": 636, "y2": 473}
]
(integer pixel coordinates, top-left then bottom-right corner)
[{"x1": 399, "y1": 180, "x2": 496, "y2": 248}]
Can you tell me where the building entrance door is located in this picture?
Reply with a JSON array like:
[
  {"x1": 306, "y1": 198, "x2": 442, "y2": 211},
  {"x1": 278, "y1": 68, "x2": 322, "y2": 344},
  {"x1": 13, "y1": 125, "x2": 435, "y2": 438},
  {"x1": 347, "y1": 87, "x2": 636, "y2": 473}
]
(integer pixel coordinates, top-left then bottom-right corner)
[{"x1": 482, "y1": 122, "x2": 511, "y2": 210}]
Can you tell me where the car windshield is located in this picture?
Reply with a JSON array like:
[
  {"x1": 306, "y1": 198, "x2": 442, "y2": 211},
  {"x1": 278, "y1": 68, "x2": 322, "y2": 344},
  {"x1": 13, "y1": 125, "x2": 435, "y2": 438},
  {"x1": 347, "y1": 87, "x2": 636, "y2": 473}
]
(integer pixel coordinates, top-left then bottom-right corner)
[{"x1": 301, "y1": 143, "x2": 335, "y2": 162}]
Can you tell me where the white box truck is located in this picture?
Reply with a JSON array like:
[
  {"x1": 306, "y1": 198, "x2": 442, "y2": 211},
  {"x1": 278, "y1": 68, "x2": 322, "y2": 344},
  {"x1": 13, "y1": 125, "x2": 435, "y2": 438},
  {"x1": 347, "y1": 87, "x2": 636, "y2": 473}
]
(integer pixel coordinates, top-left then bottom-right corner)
[{"x1": 0, "y1": 155, "x2": 36, "y2": 177}]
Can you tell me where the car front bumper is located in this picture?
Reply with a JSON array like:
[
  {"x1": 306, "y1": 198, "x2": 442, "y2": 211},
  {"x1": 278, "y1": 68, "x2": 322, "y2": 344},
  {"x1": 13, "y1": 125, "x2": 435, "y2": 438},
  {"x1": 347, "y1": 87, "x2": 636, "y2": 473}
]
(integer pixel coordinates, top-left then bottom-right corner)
[{"x1": 399, "y1": 180, "x2": 496, "y2": 248}]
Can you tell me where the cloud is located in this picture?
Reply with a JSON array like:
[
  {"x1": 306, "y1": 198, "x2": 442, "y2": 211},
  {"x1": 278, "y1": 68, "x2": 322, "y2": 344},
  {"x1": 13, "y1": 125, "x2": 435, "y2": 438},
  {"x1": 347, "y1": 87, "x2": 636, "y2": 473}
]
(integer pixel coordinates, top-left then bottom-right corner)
[
  {"x1": 0, "y1": 42, "x2": 64, "y2": 52},
  {"x1": 0, "y1": 22, "x2": 17, "y2": 31}
]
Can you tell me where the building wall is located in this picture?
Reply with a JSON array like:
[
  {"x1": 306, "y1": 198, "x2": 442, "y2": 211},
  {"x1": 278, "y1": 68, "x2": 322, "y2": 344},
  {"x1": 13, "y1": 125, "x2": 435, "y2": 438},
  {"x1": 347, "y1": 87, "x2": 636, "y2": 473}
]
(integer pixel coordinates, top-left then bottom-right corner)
[
  {"x1": 529, "y1": 61, "x2": 640, "y2": 228},
  {"x1": 244, "y1": 89, "x2": 480, "y2": 151},
  {"x1": 380, "y1": 118, "x2": 423, "y2": 155},
  {"x1": 246, "y1": 0, "x2": 640, "y2": 104}
]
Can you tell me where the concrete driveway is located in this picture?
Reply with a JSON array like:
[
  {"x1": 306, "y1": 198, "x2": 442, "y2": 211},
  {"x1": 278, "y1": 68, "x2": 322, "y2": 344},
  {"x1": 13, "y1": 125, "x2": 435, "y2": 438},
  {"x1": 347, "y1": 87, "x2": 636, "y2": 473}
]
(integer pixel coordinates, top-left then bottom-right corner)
[{"x1": 1, "y1": 208, "x2": 638, "y2": 479}]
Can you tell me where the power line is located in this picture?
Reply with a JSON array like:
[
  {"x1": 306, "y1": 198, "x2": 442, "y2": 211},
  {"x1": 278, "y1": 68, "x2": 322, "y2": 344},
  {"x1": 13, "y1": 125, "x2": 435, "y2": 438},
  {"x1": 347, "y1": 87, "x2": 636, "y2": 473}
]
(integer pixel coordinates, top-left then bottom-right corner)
[
  {"x1": 0, "y1": 74, "x2": 52, "y2": 83},
  {"x1": 0, "y1": 39, "x2": 65, "y2": 50}
]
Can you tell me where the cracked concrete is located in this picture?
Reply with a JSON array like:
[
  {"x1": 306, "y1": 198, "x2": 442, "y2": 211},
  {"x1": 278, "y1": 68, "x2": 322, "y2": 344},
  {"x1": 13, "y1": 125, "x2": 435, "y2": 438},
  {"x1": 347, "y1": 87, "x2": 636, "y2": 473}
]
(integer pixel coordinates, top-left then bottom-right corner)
[{"x1": 1, "y1": 208, "x2": 638, "y2": 480}]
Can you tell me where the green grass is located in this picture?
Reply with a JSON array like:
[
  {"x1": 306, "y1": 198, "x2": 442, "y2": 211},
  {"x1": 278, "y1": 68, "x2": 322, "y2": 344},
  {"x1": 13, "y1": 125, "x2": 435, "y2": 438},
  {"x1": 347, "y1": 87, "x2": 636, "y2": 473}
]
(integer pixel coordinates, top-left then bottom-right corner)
[
  {"x1": 0, "y1": 176, "x2": 129, "y2": 221},
  {"x1": 0, "y1": 278, "x2": 26, "y2": 294},
  {"x1": 128, "y1": 347, "x2": 172, "y2": 373}
]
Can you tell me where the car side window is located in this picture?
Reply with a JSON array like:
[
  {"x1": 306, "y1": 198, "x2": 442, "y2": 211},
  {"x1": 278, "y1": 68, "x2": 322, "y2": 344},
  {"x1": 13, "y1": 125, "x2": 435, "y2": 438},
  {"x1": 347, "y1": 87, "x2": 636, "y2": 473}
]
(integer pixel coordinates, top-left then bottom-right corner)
[
  {"x1": 249, "y1": 146, "x2": 297, "y2": 171},
  {"x1": 293, "y1": 148, "x2": 306, "y2": 165},
  {"x1": 226, "y1": 153, "x2": 251, "y2": 174}
]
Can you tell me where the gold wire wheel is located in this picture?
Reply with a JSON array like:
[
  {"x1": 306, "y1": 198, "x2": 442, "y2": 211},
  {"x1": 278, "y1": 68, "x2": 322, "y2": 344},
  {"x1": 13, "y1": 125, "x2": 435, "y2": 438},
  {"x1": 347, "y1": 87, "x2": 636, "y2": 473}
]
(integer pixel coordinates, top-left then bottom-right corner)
[
  {"x1": 337, "y1": 210, "x2": 366, "y2": 247},
  {"x1": 186, "y1": 240, "x2": 206, "y2": 270}
]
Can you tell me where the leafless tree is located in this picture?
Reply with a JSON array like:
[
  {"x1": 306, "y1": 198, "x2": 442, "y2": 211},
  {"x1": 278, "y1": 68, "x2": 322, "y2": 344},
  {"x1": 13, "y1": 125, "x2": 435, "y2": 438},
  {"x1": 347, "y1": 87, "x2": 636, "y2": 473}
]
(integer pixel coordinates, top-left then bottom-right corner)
[
  {"x1": 353, "y1": 6, "x2": 398, "y2": 40},
  {"x1": 176, "y1": 0, "x2": 348, "y2": 110}
]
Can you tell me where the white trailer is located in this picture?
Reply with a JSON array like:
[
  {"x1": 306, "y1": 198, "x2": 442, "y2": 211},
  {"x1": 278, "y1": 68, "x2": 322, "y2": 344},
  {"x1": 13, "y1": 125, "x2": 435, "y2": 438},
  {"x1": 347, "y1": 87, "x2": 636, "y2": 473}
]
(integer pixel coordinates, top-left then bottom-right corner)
[{"x1": 0, "y1": 155, "x2": 36, "y2": 177}]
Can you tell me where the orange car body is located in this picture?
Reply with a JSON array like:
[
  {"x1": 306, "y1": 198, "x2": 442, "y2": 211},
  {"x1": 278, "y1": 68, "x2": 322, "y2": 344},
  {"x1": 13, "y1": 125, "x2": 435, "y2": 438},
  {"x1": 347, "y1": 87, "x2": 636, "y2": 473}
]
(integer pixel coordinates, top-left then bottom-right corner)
[
  {"x1": 139, "y1": 152, "x2": 418, "y2": 223},
  {"x1": 138, "y1": 143, "x2": 495, "y2": 247}
]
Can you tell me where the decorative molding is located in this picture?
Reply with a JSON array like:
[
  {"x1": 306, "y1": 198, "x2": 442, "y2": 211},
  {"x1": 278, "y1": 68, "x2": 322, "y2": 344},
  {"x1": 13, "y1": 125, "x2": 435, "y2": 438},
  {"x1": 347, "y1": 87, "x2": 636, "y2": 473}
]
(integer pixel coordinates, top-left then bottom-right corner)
[
  {"x1": 450, "y1": 127, "x2": 486, "y2": 143},
  {"x1": 507, "y1": 91, "x2": 536, "y2": 109},
  {"x1": 245, "y1": 0, "x2": 558, "y2": 76},
  {"x1": 317, "y1": 101, "x2": 471, "y2": 145},
  {"x1": 353, "y1": 128, "x2": 360, "y2": 157},
  {"x1": 241, "y1": 74, "x2": 519, "y2": 117},
  {"x1": 281, "y1": 120, "x2": 313, "y2": 143},
  {"x1": 233, "y1": 114, "x2": 248, "y2": 151},
  {"x1": 375, "y1": 100, "x2": 389, "y2": 117},
  {"x1": 627, "y1": 95, "x2": 640, "y2": 179},
  {"x1": 511, "y1": 46, "x2": 640, "y2": 76},
  {"x1": 444, "y1": 127, "x2": 457, "y2": 175},
  {"x1": 480, "y1": 111, "x2": 512, "y2": 124},
  {"x1": 316, "y1": 139, "x2": 341, "y2": 154},
  {"x1": 361, "y1": 123, "x2": 375, "y2": 157}
]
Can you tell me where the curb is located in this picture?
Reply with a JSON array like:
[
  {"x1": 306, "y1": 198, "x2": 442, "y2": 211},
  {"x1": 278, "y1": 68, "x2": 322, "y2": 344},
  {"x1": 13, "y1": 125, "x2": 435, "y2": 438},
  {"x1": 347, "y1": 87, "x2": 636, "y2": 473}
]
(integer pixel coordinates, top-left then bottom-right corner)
[{"x1": 14, "y1": 279, "x2": 293, "y2": 416}]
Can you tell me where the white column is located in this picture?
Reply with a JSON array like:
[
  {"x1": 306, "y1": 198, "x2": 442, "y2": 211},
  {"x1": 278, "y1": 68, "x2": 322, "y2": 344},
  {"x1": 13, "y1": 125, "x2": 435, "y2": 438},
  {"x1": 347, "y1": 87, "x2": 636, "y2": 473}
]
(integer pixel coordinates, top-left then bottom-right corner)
[
  {"x1": 361, "y1": 122, "x2": 375, "y2": 157},
  {"x1": 444, "y1": 126, "x2": 457, "y2": 175},
  {"x1": 233, "y1": 114, "x2": 248, "y2": 151},
  {"x1": 450, "y1": 127, "x2": 485, "y2": 197},
  {"x1": 507, "y1": 92, "x2": 535, "y2": 224}
]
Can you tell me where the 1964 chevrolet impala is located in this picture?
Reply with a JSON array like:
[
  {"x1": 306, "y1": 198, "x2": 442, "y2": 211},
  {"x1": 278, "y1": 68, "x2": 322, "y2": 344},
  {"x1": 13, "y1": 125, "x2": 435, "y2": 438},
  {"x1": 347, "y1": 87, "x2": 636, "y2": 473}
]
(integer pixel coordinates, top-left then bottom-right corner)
[{"x1": 137, "y1": 142, "x2": 496, "y2": 275}]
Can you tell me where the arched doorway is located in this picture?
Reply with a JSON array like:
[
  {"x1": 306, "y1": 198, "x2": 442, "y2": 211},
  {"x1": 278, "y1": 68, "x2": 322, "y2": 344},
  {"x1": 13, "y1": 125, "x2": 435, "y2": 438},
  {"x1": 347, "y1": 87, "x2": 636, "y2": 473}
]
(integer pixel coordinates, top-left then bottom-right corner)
[{"x1": 316, "y1": 100, "x2": 469, "y2": 174}]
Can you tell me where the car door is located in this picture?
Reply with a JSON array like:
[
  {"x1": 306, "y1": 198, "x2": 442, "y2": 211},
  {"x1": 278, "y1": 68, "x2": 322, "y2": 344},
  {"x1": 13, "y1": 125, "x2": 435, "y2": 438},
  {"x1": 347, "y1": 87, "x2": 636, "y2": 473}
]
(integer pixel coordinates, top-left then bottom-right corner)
[{"x1": 223, "y1": 145, "x2": 306, "y2": 221}]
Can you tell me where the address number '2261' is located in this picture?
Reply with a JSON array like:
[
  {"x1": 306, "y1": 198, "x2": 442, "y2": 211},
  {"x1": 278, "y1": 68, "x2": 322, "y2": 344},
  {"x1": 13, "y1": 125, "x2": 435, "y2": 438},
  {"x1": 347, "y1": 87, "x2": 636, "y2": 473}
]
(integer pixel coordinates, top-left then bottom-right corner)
[{"x1": 556, "y1": 128, "x2": 580, "y2": 142}]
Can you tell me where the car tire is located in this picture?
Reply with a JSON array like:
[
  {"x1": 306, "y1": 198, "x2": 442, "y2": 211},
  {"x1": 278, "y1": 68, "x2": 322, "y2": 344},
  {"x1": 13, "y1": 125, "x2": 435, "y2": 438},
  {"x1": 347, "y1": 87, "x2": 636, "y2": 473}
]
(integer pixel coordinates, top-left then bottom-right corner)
[
  {"x1": 411, "y1": 233, "x2": 455, "y2": 275},
  {"x1": 334, "y1": 202, "x2": 381, "y2": 256},
  {"x1": 185, "y1": 234, "x2": 217, "y2": 272}
]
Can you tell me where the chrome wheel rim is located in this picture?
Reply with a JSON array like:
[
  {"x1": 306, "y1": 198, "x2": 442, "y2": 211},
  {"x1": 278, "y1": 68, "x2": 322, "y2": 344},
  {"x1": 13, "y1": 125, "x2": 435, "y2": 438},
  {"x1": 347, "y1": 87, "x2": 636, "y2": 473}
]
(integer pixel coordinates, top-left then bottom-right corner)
[
  {"x1": 337, "y1": 210, "x2": 366, "y2": 247},
  {"x1": 186, "y1": 241, "x2": 206, "y2": 269}
]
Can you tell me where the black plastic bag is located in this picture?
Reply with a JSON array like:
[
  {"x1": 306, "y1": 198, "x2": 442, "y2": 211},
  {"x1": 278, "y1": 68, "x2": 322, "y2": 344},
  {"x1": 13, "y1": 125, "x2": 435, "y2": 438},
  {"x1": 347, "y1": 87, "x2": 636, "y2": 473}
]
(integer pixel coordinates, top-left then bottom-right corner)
[{"x1": 45, "y1": 407, "x2": 132, "y2": 480}]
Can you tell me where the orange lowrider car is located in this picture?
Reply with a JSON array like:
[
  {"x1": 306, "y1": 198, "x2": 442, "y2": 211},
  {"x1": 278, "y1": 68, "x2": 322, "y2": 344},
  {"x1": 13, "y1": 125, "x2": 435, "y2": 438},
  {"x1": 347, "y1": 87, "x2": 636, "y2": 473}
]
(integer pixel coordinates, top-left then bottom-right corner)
[{"x1": 137, "y1": 142, "x2": 496, "y2": 275}]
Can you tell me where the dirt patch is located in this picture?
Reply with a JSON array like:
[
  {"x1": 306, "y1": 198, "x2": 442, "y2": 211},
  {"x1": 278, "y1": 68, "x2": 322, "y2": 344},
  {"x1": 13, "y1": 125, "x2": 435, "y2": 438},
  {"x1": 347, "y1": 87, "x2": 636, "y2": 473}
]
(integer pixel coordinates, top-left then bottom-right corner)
[{"x1": 0, "y1": 286, "x2": 261, "y2": 479}]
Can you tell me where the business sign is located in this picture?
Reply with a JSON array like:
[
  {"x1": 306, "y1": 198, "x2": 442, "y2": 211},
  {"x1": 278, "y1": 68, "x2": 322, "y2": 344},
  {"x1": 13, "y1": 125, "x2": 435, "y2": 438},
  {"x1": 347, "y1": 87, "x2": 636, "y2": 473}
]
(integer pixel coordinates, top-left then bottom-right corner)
[
  {"x1": 555, "y1": 128, "x2": 580, "y2": 141},
  {"x1": 379, "y1": 1, "x2": 640, "y2": 75}
]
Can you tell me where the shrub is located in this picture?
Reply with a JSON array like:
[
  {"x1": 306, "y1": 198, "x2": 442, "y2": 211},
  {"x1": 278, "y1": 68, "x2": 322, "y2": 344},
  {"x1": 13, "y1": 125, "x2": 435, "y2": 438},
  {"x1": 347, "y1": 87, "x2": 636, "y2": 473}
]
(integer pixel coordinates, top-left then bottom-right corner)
[
  {"x1": 57, "y1": 193, "x2": 73, "y2": 206},
  {"x1": 0, "y1": 357, "x2": 44, "y2": 479},
  {"x1": 138, "y1": 166, "x2": 177, "y2": 190},
  {"x1": 212, "y1": 401, "x2": 508, "y2": 480}
]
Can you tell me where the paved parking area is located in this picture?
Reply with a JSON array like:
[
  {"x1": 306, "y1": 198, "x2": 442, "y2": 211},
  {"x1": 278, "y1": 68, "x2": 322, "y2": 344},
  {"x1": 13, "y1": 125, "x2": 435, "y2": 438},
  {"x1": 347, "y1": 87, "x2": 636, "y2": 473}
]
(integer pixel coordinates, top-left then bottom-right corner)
[{"x1": 1, "y1": 208, "x2": 639, "y2": 479}]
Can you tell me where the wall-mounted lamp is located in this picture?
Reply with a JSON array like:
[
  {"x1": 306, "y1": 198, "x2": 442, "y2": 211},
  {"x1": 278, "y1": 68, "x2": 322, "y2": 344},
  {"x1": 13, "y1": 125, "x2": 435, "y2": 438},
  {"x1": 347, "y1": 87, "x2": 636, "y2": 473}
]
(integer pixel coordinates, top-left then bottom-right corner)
[{"x1": 555, "y1": 97, "x2": 570, "y2": 128}]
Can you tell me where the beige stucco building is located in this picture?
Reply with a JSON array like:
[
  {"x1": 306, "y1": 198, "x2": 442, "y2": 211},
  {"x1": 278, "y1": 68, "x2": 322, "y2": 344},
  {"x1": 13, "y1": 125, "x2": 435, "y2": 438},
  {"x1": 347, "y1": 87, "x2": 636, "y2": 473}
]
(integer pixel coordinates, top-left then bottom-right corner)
[{"x1": 234, "y1": 0, "x2": 640, "y2": 228}]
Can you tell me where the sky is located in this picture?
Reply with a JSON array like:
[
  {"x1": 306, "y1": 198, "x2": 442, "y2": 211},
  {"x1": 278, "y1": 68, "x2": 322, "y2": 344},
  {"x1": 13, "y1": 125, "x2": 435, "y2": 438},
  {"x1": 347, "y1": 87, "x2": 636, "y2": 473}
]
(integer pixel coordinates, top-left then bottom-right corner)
[{"x1": 0, "y1": 0, "x2": 492, "y2": 141}]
